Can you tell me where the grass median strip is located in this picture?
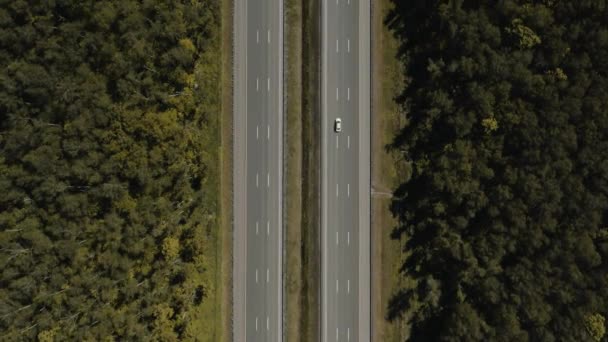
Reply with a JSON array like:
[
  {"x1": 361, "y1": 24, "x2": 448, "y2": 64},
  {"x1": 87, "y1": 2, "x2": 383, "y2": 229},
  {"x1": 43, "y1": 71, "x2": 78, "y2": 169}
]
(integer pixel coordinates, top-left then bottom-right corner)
[
  {"x1": 285, "y1": 0, "x2": 321, "y2": 340},
  {"x1": 285, "y1": 0, "x2": 304, "y2": 340}
]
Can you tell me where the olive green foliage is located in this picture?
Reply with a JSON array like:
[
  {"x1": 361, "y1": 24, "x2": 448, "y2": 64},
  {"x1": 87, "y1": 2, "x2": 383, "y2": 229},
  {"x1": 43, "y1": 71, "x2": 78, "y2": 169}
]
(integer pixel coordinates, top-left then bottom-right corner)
[
  {"x1": 386, "y1": 0, "x2": 608, "y2": 341},
  {"x1": 0, "y1": 0, "x2": 220, "y2": 340},
  {"x1": 585, "y1": 313, "x2": 606, "y2": 342}
]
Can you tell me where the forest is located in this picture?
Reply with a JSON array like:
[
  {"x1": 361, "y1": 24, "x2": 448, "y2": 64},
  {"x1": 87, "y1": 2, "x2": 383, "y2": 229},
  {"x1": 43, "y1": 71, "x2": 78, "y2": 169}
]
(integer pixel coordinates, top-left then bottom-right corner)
[
  {"x1": 0, "y1": 0, "x2": 221, "y2": 340},
  {"x1": 386, "y1": 0, "x2": 608, "y2": 341}
]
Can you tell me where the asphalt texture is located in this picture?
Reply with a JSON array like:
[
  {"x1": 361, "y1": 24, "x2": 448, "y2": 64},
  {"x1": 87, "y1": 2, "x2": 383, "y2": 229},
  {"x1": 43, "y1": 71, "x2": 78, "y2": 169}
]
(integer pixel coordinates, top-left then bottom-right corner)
[
  {"x1": 321, "y1": 0, "x2": 371, "y2": 341},
  {"x1": 233, "y1": 0, "x2": 284, "y2": 341}
]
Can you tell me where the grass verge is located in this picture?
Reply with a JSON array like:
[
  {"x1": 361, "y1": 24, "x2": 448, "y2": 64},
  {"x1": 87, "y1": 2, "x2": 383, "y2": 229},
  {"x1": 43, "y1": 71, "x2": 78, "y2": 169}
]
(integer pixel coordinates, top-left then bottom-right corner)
[
  {"x1": 371, "y1": 0, "x2": 410, "y2": 340},
  {"x1": 217, "y1": 0, "x2": 234, "y2": 340},
  {"x1": 189, "y1": 1, "x2": 228, "y2": 338}
]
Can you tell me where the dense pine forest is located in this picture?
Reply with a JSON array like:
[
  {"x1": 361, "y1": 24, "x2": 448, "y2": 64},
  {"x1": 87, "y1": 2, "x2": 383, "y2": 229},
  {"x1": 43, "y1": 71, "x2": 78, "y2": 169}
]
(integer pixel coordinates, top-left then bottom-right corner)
[
  {"x1": 0, "y1": 1, "x2": 221, "y2": 340},
  {"x1": 387, "y1": 0, "x2": 608, "y2": 341}
]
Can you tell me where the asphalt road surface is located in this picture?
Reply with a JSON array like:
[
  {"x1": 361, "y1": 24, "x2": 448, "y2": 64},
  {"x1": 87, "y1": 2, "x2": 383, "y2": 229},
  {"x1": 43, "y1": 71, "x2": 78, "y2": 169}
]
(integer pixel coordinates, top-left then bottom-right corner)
[
  {"x1": 321, "y1": 0, "x2": 371, "y2": 341},
  {"x1": 233, "y1": 0, "x2": 284, "y2": 341}
]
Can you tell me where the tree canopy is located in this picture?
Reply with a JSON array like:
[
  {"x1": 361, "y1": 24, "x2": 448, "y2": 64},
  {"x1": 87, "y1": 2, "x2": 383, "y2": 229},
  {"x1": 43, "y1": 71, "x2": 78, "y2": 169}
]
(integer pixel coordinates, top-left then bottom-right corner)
[
  {"x1": 0, "y1": 0, "x2": 221, "y2": 340},
  {"x1": 386, "y1": 0, "x2": 608, "y2": 341}
]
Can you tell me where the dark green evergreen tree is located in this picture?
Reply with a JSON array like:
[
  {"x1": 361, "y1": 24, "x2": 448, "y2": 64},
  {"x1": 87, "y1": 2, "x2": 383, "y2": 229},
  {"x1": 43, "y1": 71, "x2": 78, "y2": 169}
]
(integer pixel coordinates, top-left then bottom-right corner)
[{"x1": 386, "y1": 0, "x2": 608, "y2": 340}]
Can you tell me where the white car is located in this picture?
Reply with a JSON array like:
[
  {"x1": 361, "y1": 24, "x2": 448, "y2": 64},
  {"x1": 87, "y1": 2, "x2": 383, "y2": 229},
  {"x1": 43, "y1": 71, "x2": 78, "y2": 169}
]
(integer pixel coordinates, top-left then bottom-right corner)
[{"x1": 334, "y1": 118, "x2": 342, "y2": 132}]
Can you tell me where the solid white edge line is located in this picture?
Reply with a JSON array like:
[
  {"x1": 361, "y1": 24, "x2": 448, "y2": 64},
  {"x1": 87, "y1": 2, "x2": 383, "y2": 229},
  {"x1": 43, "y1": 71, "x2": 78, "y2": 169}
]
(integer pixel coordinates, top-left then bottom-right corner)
[{"x1": 276, "y1": 0, "x2": 285, "y2": 337}]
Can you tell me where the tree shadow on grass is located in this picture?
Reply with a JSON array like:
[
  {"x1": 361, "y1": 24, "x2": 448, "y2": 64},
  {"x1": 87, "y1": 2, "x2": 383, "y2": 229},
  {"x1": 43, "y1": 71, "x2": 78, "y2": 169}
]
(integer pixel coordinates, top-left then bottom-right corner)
[{"x1": 383, "y1": 0, "x2": 456, "y2": 331}]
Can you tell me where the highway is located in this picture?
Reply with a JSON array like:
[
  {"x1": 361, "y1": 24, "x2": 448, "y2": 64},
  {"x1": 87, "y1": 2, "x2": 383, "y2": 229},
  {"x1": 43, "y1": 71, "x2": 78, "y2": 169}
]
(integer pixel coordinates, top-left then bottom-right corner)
[
  {"x1": 321, "y1": 0, "x2": 371, "y2": 341},
  {"x1": 233, "y1": 0, "x2": 284, "y2": 341}
]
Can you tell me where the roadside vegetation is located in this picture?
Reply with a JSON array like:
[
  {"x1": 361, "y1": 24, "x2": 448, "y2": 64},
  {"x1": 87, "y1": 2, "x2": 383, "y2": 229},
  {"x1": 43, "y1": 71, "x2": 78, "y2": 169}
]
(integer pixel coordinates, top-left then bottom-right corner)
[
  {"x1": 371, "y1": 0, "x2": 409, "y2": 340},
  {"x1": 219, "y1": 0, "x2": 233, "y2": 338},
  {"x1": 0, "y1": 1, "x2": 223, "y2": 340},
  {"x1": 384, "y1": 1, "x2": 608, "y2": 340}
]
